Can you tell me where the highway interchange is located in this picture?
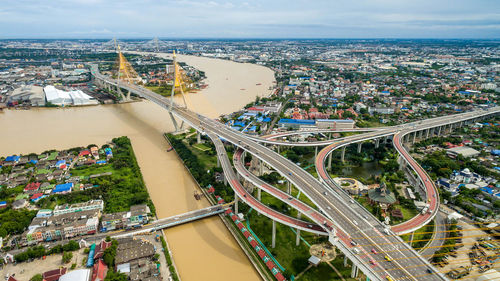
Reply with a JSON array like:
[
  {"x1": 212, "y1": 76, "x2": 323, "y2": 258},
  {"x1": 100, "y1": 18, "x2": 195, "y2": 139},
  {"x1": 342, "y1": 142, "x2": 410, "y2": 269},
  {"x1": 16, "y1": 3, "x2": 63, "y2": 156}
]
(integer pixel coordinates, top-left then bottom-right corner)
[{"x1": 92, "y1": 65, "x2": 499, "y2": 281}]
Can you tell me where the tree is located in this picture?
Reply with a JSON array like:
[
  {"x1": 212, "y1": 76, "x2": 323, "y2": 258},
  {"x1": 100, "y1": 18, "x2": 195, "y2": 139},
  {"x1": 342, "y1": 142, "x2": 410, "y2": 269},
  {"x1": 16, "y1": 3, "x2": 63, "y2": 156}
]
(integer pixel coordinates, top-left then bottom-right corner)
[
  {"x1": 30, "y1": 274, "x2": 43, "y2": 281},
  {"x1": 62, "y1": 252, "x2": 73, "y2": 264},
  {"x1": 104, "y1": 271, "x2": 128, "y2": 281}
]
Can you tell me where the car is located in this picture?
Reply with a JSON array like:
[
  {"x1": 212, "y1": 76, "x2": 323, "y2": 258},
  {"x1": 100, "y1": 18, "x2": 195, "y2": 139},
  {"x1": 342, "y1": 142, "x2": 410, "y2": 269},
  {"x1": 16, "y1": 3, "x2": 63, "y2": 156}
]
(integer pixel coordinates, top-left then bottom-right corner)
[
  {"x1": 426, "y1": 268, "x2": 432, "y2": 274},
  {"x1": 350, "y1": 240, "x2": 357, "y2": 246},
  {"x1": 384, "y1": 255, "x2": 392, "y2": 262},
  {"x1": 327, "y1": 206, "x2": 331, "y2": 210},
  {"x1": 323, "y1": 191, "x2": 327, "y2": 195},
  {"x1": 288, "y1": 172, "x2": 292, "y2": 175},
  {"x1": 350, "y1": 199, "x2": 355, "y2": 204},
  {"x1": 386, "y1": 276, "x2": 394, "y2": 281},
  {"x1": 369, "y1": 259, "x2": 376, "y2": 265},
  {"x1": 371, "y1": 249, "x2": 378, "y2": 254},
  {"x1": 308, "y1": 224, "x2": 313, "y2": 228}
]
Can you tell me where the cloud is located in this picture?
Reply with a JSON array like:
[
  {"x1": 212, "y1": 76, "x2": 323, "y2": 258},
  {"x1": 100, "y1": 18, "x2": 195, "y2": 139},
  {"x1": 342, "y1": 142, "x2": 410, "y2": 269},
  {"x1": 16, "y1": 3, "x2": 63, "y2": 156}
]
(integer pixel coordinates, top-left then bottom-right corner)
[{"x1": 0, "y1": 0, "x2": 498, "y2": 38}]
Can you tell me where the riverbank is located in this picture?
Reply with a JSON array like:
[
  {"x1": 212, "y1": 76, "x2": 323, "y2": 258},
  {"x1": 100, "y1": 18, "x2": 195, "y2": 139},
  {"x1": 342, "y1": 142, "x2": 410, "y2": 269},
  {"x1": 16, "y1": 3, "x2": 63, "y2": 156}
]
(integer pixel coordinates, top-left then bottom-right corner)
[{"x1": 0, "y1": 51, "x2": 275, "y2": 281}]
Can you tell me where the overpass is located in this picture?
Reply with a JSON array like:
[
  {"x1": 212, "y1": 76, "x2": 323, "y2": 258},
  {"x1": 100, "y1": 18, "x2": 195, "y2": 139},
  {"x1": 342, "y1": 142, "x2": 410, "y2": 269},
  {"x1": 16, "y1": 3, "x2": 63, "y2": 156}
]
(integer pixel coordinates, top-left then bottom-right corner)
[
  {"x1": 112, "y1": 204, "x2": 229, "y2": 238},
  {"x1": 91, "y1": 62, "x2": 453, "y2": 281}
]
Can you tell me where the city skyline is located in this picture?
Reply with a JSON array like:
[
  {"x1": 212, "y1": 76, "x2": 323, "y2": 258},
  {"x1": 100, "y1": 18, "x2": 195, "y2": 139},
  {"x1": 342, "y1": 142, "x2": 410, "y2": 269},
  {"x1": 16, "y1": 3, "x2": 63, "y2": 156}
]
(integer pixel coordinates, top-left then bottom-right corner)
[{"x1": 1, "y1": 0, "x2": 499, "y2": 39}]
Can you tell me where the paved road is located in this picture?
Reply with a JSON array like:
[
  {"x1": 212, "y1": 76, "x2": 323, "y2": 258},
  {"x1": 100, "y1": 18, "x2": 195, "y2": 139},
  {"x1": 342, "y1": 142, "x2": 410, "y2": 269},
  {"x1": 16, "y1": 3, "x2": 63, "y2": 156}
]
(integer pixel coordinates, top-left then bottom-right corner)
[{"x1": 91, "y1": 65, "x2": 499, "y2": 281}]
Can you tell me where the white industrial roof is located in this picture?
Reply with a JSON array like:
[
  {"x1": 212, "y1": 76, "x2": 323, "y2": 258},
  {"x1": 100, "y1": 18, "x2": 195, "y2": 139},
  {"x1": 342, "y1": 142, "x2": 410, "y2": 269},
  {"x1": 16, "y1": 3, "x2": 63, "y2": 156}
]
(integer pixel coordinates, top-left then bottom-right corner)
[{"x1": 59, "y1": 269, "x2": 91, "y2": 281}]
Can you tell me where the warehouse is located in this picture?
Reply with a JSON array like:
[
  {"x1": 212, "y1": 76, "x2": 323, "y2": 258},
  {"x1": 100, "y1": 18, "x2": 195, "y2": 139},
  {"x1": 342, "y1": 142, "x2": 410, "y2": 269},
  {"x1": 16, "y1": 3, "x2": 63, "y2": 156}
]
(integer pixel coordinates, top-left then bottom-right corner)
[
  {"x1": 8, "y1": 85, "x2": 45, "y2": 106},
  {"x1": 44, "y1": 85, "x2": 98, "y2": 106}
]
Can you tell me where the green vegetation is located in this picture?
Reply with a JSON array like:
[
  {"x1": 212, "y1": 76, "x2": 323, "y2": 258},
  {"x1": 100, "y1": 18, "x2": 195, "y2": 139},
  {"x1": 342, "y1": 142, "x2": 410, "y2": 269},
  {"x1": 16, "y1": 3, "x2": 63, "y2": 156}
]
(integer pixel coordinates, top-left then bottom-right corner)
[
  {"x1": 160, "y1": 236, "x2": 180, "y2": 281},
  {"x1": 36, "y1": 136, "x2": 155, "y2": 214},
  {"x1": 14, "y1": 240, "x2": 80, "y2": 262},
  {"x1": 62, "y1": 252, "x2": 73, "y2": 263},
  {"x1": 30, "y1": 274, "x2": 43, "y2": 281},
  {"x1": 104, "y1": 271, "x2": 128, "y2": 281},
  {"x1": 103, "y1": 239, "x2": 118, "y2": 268},
  {"x1": 432, "y1": 220, "x2": 459, "y2": 263},
  {"x1": 0, "y1": 209, "x2": 36, "y2": 238}
]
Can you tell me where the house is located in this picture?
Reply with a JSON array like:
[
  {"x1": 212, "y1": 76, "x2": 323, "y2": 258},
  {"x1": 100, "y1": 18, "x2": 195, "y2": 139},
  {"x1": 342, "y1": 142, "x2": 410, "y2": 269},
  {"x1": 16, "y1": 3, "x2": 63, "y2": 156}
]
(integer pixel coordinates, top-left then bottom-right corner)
[
  {"x1": 53, "y1": 200, "x2": 104, "y2": 216},
  {"x1": 0, "y1": 201, "x2": 7, "y2": 209},
  {"x1": 42, "y1": 268, "x2": 67, "y2": 281},
  {"x1": 100, "y1": 205, "x2": 150, "y2": 232},
  {"x1": 91, "y1": 259, "x2": 108, "y2": 281},
  {"x1": 52, "y1": 183, "x2": 73, "y2": 194},
  {"x1": 12, "y1": 199, "x2": 28, "y2": 209},
  {"x1": 24, "y1": 182, "x2": 41, "y2": 192}
]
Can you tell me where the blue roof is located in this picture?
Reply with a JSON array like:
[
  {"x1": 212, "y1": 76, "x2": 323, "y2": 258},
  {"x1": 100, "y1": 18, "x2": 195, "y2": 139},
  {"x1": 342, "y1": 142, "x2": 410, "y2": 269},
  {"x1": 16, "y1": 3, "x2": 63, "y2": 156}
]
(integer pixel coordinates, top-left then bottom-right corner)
[
  {"x1": 0, "y1": 201, "x2": 6, "y2": 205},
  {"x1": 234, "y1": 121, "x2": 246, "y2": 127},
  {"x1": 243, "y1": 112, "x2": 258, "y2": 117},
  {"x1": 316, "y1": 119, "x2": 354, "y2": 123},
  {"x1": 481, "y1": 186, "x2": 494, "y2": 195},
  {"x1": 491, "y1": 150, "x2": 500, "y2": 156},
  {"x1": 30, "y1": 160, "x2": 38, "y2": 164},
  {"x1": 231, "y1": 126, "x2": 241, "y2": 131},
  {"x1": 381, "y1": 91, "x2": 390, "y2": 94},
  {"x1": 56, "y1": 160, "x2": 66, "y2": 166},
  {"x1": 278, "y1": 119, "x2": 316, "y2": 125},
  {"x1": 5, "y1": 155, "x2": 20, "y2": 162},
  {"x1": 263, "y1": 117, "x2": 271, "y2": 122},
  {"x1": 96, "y1": 160, "x2": 107, "y2": 164},
  {"x1": 53, "y1": 183, "x2": 73, "y2": 193},
  {"x1": 249, "y1": 126, "x2": 257, "y2": 132}
]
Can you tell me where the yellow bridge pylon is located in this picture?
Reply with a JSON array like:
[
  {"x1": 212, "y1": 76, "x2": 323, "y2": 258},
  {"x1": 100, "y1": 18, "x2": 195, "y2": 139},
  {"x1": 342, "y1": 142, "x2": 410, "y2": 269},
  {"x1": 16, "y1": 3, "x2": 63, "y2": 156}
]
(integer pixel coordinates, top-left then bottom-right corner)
[
  {"x1": 112, "y1": 45, "x2": 141, "y2": 100},
  {"x1": 170, "y1": 50, "x2": 188, "y2": 109}
]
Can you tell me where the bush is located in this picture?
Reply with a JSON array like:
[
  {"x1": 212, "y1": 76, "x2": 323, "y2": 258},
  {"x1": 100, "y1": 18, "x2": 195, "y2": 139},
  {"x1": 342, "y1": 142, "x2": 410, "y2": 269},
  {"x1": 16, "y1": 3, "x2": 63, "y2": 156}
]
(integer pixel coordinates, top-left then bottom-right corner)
[
  {"x1": 30, "y1": 274, "x2": 43, "y2": 281},
  {"x1": 62, "y1": 252, "x2": 73, "y2": 264}
]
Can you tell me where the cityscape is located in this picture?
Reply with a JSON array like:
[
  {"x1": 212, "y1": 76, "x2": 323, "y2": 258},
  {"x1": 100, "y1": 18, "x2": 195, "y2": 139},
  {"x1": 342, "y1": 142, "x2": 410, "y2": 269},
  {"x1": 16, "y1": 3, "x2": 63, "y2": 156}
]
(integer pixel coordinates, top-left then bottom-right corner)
[{"x1": 0, "y1": 1, "x2": 499, "y2": 281}]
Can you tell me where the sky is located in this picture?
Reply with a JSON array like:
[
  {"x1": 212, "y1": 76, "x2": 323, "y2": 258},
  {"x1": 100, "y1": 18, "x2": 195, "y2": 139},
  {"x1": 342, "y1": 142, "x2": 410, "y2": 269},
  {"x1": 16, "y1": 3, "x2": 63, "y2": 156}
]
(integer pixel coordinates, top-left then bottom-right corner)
[{"x1": 1, "y1": 0, "x2": 499, "y2": 39}]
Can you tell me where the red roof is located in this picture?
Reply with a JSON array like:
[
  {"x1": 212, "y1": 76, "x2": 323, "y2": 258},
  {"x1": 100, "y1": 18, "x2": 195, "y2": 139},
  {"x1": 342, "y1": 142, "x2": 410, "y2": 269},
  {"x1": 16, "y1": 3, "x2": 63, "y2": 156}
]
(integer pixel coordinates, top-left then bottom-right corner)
[
  {"x1": 249, "y1": 239, "x2": 258, "y2": 248},
  {"x1": 266, "y1": 260, "x2": 275, "y2": 270},
  {"x1": 31, "y1": 193, "x2": 43, "y2": 200},
  {"x1": 275, "y1": 272, "x2": 286, "y2": 281},
  {"x1": 225, "y1": 209, "x2": 232, "y2": 215},
  {"x1": 247, "y1": 107, "x2": 264, "y2": 112},
  {"x1": 257, "y1": 249, "x2": 266, "y2": 258},
  {"x1": 79, "y1": 150, "x2": 91, "y2": 156},
  {"x1": 243, "y1": 231, "x2": 251, "y2": 238},
  {"x1": 94, "y1": 240, "x2": 112, "y2": 260},
  {"x1": 24, "y1": 182, "x2": 41, "y2": 191},
  {"x1": 91, "y1": 259, "x2": 108, "y2": 281},
  {"x1": 7, "y1": 276, "x2": 18, "y2": 281},
  {"x1": 237, "y1": 222, "x2": 244, "y2": 229},
  {"x1": 43, "y1": 268, "x2": 67, "y2": 281}
]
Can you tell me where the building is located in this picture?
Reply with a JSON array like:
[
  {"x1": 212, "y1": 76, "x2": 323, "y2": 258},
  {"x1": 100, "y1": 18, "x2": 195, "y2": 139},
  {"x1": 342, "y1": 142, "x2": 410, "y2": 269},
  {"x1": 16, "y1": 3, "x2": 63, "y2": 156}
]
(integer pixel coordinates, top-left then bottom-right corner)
[
  {"x1": 42, "y1": 268, "x2": 67, "y2": 281},
  {"x1": 368, "y1": 107, "x2": 394, "y2": 115},
  {"x1": 446, "y1": 146, "x2": 480, "y2": 158},
  {"x1": 21, "y1": 209, "x2": 100, "y2": 246},
  {"x1": 100, "y1": 205, "x2": 150, "y2": 232},
  {"x1": 52, "y1": 182, "x2": 73, "y2": 194},
  {"x1": 91, "y1": 259, "x2": 108, "y2": 281},
  {"x1": 316, "y1": 119, "x2": 355, "y2": 129},
  {"x1": 59, "y1": 269, "x2": 91, "y2": 281},
  {"x1": 44, "y1": 85, "x2": 98, "y2": 106},
  {"x1": 115, "y1": 237, "x2": 156, "y2": 265},
  {"x1": 277, "y1": 118, "x2": 316, "y2": 129},
  {"x1": 368, "y1": 182, "x2": 397, "y2": 210},
  {"x1": 53, "y1": 200, "x2": 104, "y2": 216},
  {"x1": 7, "y1": 85, "x2": 46, "y2": 106}
]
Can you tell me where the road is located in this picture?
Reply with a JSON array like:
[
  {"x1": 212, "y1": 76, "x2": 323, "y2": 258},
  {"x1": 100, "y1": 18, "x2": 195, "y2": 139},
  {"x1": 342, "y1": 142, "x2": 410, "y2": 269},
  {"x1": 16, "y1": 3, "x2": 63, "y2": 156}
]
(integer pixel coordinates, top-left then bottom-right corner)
[{"x1": 89, "y1": 65, "x2": 500, "y2": 281}]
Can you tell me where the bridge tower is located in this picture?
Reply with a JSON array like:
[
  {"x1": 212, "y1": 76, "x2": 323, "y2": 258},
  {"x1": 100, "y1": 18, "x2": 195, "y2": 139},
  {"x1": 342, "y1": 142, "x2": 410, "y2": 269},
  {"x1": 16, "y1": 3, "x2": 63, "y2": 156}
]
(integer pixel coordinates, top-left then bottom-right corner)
[
  {"x1": 113, "y1": 45, "x2": 141, "y2": 101},
  {"x1": 168, "y1": 51, "x2": 189, "y2": 132}
]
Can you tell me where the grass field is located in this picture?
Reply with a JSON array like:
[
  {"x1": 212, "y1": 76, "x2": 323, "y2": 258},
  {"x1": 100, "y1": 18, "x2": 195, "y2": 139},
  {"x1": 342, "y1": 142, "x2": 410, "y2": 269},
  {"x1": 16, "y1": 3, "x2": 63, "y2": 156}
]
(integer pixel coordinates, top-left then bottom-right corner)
[{"x1": 192, "y1": 143, "x2": 211, "y2": 151}]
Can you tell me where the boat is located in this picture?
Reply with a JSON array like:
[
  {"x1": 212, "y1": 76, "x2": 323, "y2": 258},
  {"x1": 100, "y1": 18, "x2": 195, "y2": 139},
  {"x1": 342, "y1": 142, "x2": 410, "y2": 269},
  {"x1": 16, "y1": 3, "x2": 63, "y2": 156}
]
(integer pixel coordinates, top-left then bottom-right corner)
[
  {"x1": 256, "y1": 83, "x2": 261, "y2": 85},
  {"x1": 167, "y1": 147, "x2": 174, "y2": 152},
  {"x1": 240, "y1": 88, "x2": 245, "y2": 90}
]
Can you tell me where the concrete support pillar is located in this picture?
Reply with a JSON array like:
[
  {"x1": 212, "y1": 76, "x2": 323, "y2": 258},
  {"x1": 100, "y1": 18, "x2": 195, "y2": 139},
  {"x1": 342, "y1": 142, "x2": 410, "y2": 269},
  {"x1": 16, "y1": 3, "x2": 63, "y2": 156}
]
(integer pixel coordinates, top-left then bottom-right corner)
[
  {"x1": 287, "y1": 181, "x2": 291, "y2": 194},
  {"x1": 296, "y1": 212, "x2": 301, "y2": 246},
  {"x1": 217, "y1": 156, "x2": 220, "y2": 167},
  {"x1": 412, "y1": 132, "x2": 416, "y2": 144},
  {"x1": 341, "y1": 147, "x2": 346, "y2": 163},
  {"x1": 126, "y1": 89, "x2": 131, "y2": 100},
  {"x1": 197, "y1": 133, "x2": 201, "y2": 144},
  {"x1": 315, "y1": 146, "x2": 318, "y2": 159},
  {"x1": 235, "y1": 195, "x2": 239, "y2": 214},
  {"x1": 344, "y1": 256, "x2": 348, "y2": 267},
  {"x1": 328, "y1": 153, "x2": 332, "y2": 169},
  {"x1": 351, "y1": 265, "x2": 359, "y2": 278},
  {"x1": 272, "y1": 220, "x2": 276, "y2": 248},
  {"x1": 438, "y1": 126, "x2": 442, "y2": 136},
  {"x1": 259, "y1": 160, "x2": 264, "y2": 176},
  {"x1": 277, "y1": 145, "x2": 280, "y2": 154},
  {"x1": 257, "y1": 188, "x2": 261, "y2": 201},
  {"x1": 357, "y1": 142, "x2": 362, "y2": 154},
  {"x1": 223, "y1": 174, "x2": 228, "y2": 186},
  {"x1": 374, "y1": 139, "x2": 380, "y2": 149},
  {"x1": 426, "y1": 129, "x2": 430, "y2": 138}
]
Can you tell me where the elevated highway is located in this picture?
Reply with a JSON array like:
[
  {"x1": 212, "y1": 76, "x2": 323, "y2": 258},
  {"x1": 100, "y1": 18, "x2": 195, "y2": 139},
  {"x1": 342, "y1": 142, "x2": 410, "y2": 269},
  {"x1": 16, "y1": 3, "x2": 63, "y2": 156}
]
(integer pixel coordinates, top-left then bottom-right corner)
[{"x1": 92, "y1": 64, "x2": 451, "y2": 281}]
